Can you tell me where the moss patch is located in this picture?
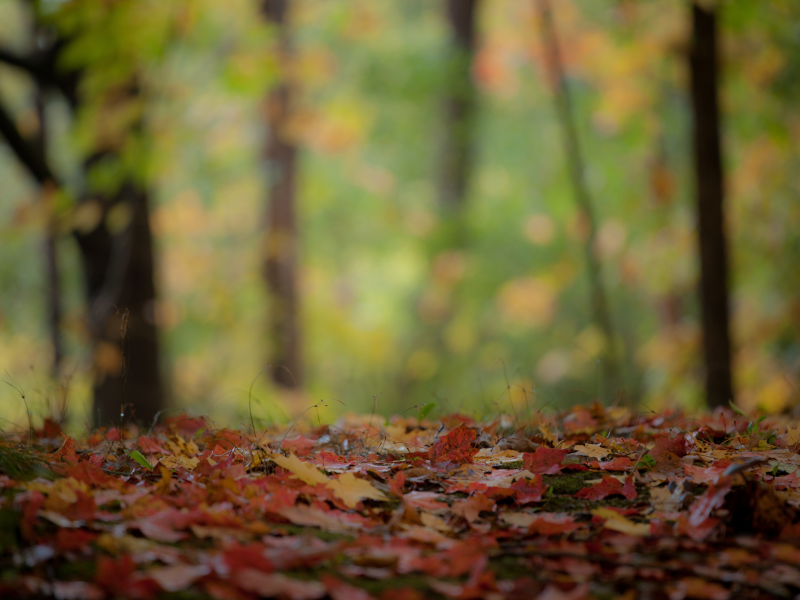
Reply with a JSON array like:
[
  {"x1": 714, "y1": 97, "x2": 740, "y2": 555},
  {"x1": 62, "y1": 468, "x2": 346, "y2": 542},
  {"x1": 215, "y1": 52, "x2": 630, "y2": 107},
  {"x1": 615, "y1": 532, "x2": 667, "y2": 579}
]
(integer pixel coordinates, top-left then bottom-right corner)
[{"x1": 542, "y1": 471, "x2": 596, "y2": 495}]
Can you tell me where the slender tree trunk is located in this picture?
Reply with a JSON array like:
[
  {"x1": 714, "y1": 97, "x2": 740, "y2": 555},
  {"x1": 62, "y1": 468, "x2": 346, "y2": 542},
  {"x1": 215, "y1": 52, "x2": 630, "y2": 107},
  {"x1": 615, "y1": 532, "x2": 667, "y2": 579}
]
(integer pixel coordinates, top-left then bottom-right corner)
[
  {"x1": 439, "y1": 0, "x2": 478, "y2": 225},
  {"x1": 689, "y1": 2, "x2": 734, "y2": 408},
  {"x1": 535, "y1": 0, "x2": 622, "y2": 397},
  {"x1": 261, "y1": 0, "x2": 302, "y2": 389}
]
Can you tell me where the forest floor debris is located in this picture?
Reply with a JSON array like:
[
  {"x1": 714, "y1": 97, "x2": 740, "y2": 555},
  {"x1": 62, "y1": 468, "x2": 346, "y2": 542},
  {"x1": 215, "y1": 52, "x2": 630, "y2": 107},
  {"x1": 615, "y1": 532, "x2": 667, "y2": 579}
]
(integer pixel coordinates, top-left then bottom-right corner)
[{"x1": 3, "y1": 402, "x2": 800, "y2": 599}]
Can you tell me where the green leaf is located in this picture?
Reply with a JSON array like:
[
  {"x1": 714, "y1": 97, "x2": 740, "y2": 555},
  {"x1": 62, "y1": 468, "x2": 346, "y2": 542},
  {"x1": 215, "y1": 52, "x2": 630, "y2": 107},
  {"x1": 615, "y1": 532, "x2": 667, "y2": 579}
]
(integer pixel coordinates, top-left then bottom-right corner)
[
  {"x1": 635, "y1": 454, "x2": 656, "y2": 471},
  {"x1": 728, "y1": 400, "x2": 746, "y2": 416},
  {"x1": 418, "y1": 403, "x2": 436, "y2": 421},
  {"x1": 128, "y1": 449, "x2": 152, "y2": 470}
]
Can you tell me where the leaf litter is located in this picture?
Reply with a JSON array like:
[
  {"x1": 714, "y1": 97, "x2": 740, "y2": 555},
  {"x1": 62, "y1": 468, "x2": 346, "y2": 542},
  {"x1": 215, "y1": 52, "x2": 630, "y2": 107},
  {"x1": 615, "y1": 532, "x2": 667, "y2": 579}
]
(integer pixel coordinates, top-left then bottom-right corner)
[{"x1": 2, "y1": 403, "x2": 800, "y2": 599}]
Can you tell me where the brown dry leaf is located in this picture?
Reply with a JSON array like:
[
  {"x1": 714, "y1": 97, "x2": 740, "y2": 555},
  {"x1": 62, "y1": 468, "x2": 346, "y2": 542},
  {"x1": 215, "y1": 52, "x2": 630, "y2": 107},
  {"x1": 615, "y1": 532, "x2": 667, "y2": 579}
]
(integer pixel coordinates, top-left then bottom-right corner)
[
  {"x1": 326, "y1": 472, "x2": 388, "y2": 509},
  {"x1": 572, "y1": 444, "x2": 611, "y2": 459},
  {"x1": 649, "y1": 484, "x2": 686, "y2": 513},
  {"x1": 159, "y1": 455, "x2": 199, "y2": 470},
  {"x1": 474, "y1": 448, "x2": 525, "y2": 466},
  {"x1": 270, "y1": 453, "x2": 329, "y2": 486},
  {"x1": 500, "y1": 511, "x2": 538, "y2": 528}
]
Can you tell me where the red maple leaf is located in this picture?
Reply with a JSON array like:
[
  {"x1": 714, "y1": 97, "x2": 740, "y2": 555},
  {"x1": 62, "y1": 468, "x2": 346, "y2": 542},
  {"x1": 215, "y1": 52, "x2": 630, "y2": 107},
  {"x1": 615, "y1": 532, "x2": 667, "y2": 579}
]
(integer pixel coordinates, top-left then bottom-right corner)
[
  {"x1": 428, "y1": 424, "x2": 478, "y2": 464},
  {"x1": 527, "y1": 514, "x2": 582, "y2": 536},
  {"x1": 511, "y1": 476, "x2": 546, "y2": 504},
  {"x1": 772, "y1": 471, "x2": 800, "y2": 489},
  {"x1": 688, "y1": 477, "x2": 732, "y2": 527},
  {"x1": 95, "y1": 555, "x2": 159, "y2": 599},
  {"x1": 589, "y1": 457, "x2": 633, "y2": 471},
  {"x1": 322, "y1": 575, "x2": 376, "y2": 600},
  {"x1": 575, "y1": 474, "x2": 637, "y2": 501},
  {"x1": 51, "y1": 436, "x2": 79, "y2": 465},
  {"x1": 137, "y1": 436, "x2": 167, "y2": 455},
  {"x1": 649, "y1": 435, "x2": 689, "y2": 460},
  {"x1": 676, "y1": 513, "x2": 720, "y2": 541},
  {"x1": 224, "y1": 542, "x2": 274, "y2": 573},
  {"x1": 165, "y1": 414, "x2": 208, "y2": 436},
  {"x1": 390, "y1": 471, "x2": 406, "y2": 496},
  {"x1": 523, "y1": 448, "x2": 568, "y2": 474},
  {"x1": 55, "y1": 529, "x2": 98, "y2": 553},
  {"x1": 452, "y1": 493, "x2": 495, "y2": 524},
  {"x1": 283, "y1": 435, "x2": 317, "y2": 456}
]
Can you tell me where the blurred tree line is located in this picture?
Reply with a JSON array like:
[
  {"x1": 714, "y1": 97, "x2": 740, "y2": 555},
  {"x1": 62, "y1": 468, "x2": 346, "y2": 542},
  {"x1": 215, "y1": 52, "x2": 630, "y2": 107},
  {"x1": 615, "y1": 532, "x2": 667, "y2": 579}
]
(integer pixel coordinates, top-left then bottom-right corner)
[{"x1": 0, "y1": 0, "x2": 798, "y2": 428}]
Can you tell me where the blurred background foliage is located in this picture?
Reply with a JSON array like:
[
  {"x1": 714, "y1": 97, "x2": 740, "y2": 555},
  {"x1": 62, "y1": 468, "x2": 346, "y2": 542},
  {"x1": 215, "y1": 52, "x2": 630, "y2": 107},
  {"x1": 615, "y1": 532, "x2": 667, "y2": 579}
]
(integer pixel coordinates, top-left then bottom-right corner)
[{"x1": 0, "y1": 0, "x2": 798, "y2": 431}]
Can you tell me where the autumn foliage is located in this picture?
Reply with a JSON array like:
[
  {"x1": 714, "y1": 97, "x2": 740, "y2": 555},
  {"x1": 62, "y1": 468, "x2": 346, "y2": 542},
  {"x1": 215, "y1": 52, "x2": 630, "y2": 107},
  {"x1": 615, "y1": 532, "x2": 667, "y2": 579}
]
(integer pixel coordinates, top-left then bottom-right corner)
[{"x1": 2, "y1": 404, "x2": 800, "y2": 599}]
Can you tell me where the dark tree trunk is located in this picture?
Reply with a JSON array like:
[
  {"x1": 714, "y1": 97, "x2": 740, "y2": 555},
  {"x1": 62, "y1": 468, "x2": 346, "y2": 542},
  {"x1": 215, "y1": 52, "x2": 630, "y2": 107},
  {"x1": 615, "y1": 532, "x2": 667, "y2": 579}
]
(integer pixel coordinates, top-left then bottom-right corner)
[
  {"x1": 536, "y1": 0, "x2": 622, "y2": 397},
  {"x1": 74, "y1": 179, "x2": 165, "y2": 427},
  {"x1": 0, "y1": 40, "x2": 165, "y2": 426},
  {"x1": 261, "y1": 0, "x2": 302, "y2": 389},
  {"x1": 689, "y1": 2, "x2": 734, "y2": 408},
  {"x1": 439, "y1": 0, "x2": 478, "y2": 222}
]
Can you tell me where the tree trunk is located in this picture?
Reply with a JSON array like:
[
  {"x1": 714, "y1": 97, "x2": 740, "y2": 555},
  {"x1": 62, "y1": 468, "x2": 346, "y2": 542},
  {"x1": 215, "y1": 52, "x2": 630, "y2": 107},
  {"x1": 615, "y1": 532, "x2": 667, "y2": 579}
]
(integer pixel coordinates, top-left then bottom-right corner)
[
  {"x1": 74, "y1": 178, "x2": 165, "y2": 427},
  {"x1": 0, "y1": 41, "x2": 165, "y2": 426},
  {"x1": 439, "y1": 0, "x2": 478, "y2": 224},
  {"x1": 689, "y1": 2, "x2": 734, "y2": 408},
  {"x1": 261, "y1": 0, "x2": 302, "y2": 389},
  {"x1": 535, "y1": 0, "x2": 622, "y2": 398}
]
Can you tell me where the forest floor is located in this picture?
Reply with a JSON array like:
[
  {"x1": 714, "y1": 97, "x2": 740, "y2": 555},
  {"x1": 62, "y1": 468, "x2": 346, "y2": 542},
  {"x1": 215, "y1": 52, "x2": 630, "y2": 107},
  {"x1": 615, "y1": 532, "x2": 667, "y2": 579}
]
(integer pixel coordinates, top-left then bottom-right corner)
[{"x1": 2, "y1": 402, "x2": 800, "y2": 599}]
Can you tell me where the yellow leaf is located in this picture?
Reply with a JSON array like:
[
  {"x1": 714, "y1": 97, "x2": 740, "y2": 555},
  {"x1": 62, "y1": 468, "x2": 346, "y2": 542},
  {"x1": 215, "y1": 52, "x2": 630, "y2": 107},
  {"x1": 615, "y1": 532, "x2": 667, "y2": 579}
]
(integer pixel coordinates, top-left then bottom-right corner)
[
  {"x1": 592, "y1": 508, "x2": 650, "y2": 537},
  {"x1": 420, "y1": 512, "x2": 452, "y2": 533},
  {"x1": 326, "y1": 472, "x2": 388, "y2": 509},
  {"x1": 165, "y1": 435, "x2": 199, "y2": 458},
  {"x1": 604, "y1": 519, "x2": 651, "y2": 537},
  {"x1": 269, "y1": 453, "x2": 328, "y2": 486},
  {"x1": 788, "y1": 427, "x2": 800, "y2": 447}
]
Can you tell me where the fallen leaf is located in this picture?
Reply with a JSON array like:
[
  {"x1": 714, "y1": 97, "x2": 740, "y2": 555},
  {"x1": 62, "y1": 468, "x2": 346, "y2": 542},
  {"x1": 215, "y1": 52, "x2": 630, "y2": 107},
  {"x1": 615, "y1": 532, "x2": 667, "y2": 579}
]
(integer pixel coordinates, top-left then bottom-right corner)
[
  {"x1": 523, "y1": 447, "x2": 569, "y2": 474},
  {"x1": 669, "y1": 577, "x2": 730, "y2": 600},
  {"x1": 270, "y1": 453, "x2": 329, "y2": 486},
  {"x1": 575, "y1": 474, "x2": 637, "y2": 501},
  {"x1": 278, "y1": 506, "x2": 362, "y2": 533},
  {"x1": 146, "y1": 565, "x2": 211, "y2": 592},
  {"x1": 159, "y1": 455, "x2": 199, "y2": 470},
  {"x1": 592, "y1": 507, "x2": 650, "y2": 536},
  {"x1": 233, "y1": 569, "x2": 326, "y2": 599},
  {"x1": 428, "y1": 424, "x2": 478, "y2": 464},
  {"x1": 572, "y1": 444, "x2": 611, "y2": 459},
  {"x1": 322, "y1": 574, "x2": 376, "y2": 600},
  {"x1": 451, "y1": 493, "x2": 494, "y2": 524},
  {"x1": 326, "y1": 472, "x2": 388, "y2": 509},
  {"x1": 500, "y1": 511, "x2": 537, "y2": 528},
  {"x1": 787, "y1": 427, "x2": 800, "y2": 447}
]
